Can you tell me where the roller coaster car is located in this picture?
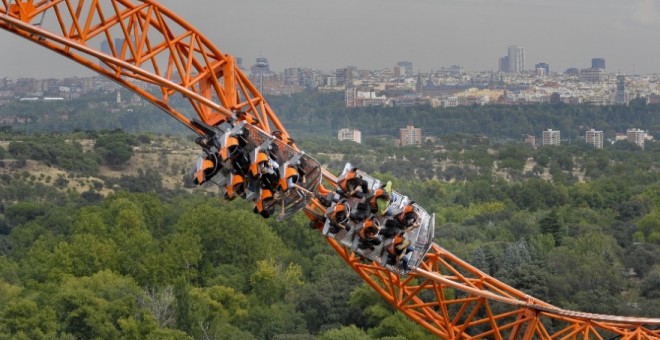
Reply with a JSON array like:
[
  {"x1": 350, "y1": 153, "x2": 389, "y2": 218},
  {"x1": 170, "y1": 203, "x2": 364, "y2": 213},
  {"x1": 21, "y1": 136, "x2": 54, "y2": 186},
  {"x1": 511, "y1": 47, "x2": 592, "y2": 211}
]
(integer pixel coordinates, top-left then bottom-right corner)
[
  {"x1": 191, "y1": 119, "x2": 248, "y2": 184},
  {"x1": 190, "y1": 119, "x2": 323, "y2": 221},
  {"x1": 323, "y1": 163, "x2": 435, "y2": 275}
]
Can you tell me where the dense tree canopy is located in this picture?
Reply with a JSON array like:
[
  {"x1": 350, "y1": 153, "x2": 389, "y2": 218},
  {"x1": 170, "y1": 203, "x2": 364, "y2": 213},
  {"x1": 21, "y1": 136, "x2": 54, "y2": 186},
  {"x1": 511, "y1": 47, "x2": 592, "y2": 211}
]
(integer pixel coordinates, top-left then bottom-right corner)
[{"x1": 1, "y1": 91, "x2": 660, "y2": 337}]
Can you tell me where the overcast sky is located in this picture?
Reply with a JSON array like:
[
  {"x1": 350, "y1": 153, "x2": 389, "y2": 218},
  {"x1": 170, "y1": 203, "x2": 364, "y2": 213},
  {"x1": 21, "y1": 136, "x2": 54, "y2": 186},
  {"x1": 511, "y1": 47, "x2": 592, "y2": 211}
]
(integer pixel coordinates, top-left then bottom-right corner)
[{"x1": 1, "y1": 0, "x2": 660, "y2": 78}]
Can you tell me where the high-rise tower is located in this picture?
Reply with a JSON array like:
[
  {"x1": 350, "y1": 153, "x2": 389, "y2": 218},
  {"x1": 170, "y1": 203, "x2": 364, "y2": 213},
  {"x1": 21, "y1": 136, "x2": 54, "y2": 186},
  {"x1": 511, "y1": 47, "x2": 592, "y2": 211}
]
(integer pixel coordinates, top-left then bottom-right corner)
[
  {"x1": 100, "y1": 38, "x2": 124, "y2": 70},
  {"x1": 615, "y1": 75, "x2": 628, "y2": 105},
  {"x1": 255, "y1": 57, "x2": 269, "y2": 94},
  {"x1": 508, "y1": 45, "x2": 525, "y2": 73},
  {"x1": 585, "y1": 129, "x2": 604, "y2": 149},
  {"x1": 400, "y1": 125, "x2": 423, "y2": 146},
  {"x1": 499, "y1": 56, "x2": 510, "y2": 73},
  {"x1": 542, "y1": 129, "x2": 561, "y2": 146}
]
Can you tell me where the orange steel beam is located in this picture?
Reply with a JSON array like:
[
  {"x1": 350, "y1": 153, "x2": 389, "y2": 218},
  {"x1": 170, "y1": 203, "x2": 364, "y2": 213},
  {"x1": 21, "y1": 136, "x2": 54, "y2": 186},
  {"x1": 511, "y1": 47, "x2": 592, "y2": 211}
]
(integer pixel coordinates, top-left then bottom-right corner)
[{"x1": 2, "y1": 1, "x2": 660, "y2": 339}]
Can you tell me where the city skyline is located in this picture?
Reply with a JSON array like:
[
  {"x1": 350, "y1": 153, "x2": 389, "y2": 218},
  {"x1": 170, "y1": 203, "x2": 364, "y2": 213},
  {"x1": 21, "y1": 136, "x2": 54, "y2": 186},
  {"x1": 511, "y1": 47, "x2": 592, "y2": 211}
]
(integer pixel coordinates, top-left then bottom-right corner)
[{"x1": 1, "y1": 0, "x2": 660, "y2": 77}]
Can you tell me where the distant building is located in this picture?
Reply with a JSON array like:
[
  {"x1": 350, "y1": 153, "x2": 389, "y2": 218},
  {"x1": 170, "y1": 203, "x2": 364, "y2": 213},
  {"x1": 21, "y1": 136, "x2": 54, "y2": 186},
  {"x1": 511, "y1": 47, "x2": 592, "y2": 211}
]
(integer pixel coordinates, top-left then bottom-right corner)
[
  {"x1": 508, "y1": 46, "x2": 525, "y2": 73},
  {"x1": 524, "y1": 135, "x2": 536, "y2": 147},
  {"x1": 393, "y1": 65, "x2": 406, "y2": 78},
  {"x1": 79, "y1": 77, "x2": 93, "y2": 93},
  {"x1": 338, "y1": 128, "x2": 362, "y2": 144},
  {"x1": 284, "y1": 68, "x2": 302, "y2": 86},
  {"x1": 592, "y1": 58, "x2": 606, "y2": 70},
  {"x1": 580, "y1": 68, "x2": 605, "y2": 82},
  {"x1": 400, "y1": 125, "x2": 422, "y2": 146},
  {"x1": 336, "y1": 66, "x2": 356, "y2": 86},
  {"x1": 100, "y1": 38, "x2": 124, "y2": 57},
  {"x1": 524, "y1": 134, "x2": 536, "y2": 147},
  {"x1": 535, "y1": 62, "x2": 550, "y2": 75},
  {"x1": 250, "y1": 57, "x2": 272, "y2": 93},
  {"x1": 627, "y1": 128, "x2": 647, "y2": 149},
  {"x1": 565, "y1": 68, "x2": 580, "y2": 76},
  {"x1": 345, "y1": 88, "x2": 387, "y2": 107},
  {"x1": 251, "y1": 57, "x2": 271, "y2": 75},
  {"x1": 440, "y1": 96, "x2": 459, "y2": 108},
  {"x1": 345, "y1": 87, "x2": 357, "y2": 108},
  {"x1": 397, "y1": 61, "x2": 413, "y2": 77},
  {"x1": 454, "y1": 88, "x2": 503, "y2": 105},
  {"x1": 615, "y1": 75, "x2": 629, "y2": 105},
  {"x1": 542, "y1": 129, "x2": 561, "y2": 146},
  {"x1": 448, "y1": 65, "x2": 463, "y2": 75},
  {"x1": 499, "y1": 56, "x2": 510, "y2": 73},
  {"x1": 585, "y1": 129, "x2": 604, "y2": 149},
  {"x1": 322, "y1": 75, "x2": 337, "y2": 88},
  {"x1": 415, "y1": 73, "x2": 423, "y2": 93},
  {"x1": 100, "y1": 39, "x2": 124, "y2": 71}
]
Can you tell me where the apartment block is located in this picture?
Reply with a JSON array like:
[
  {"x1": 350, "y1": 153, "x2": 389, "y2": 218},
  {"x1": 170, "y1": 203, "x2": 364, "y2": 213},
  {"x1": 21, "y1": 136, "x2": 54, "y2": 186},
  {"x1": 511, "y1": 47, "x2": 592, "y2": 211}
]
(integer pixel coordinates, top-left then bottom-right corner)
[
  {"x1": 400, "y1": 125, "x2": 422, "y2": 146},
  {"x1": 627, "y1": 128, "x2": 647, "y2": 149},
  {"x1": 542, "y1": 129, "x2": 561, "y2": 146},
  {"x1": 338, "y1": 128, "x2": 362, "y2": 144},
  {"x1": 585, "y1": 129, "x2": 603, "y2": 149}
]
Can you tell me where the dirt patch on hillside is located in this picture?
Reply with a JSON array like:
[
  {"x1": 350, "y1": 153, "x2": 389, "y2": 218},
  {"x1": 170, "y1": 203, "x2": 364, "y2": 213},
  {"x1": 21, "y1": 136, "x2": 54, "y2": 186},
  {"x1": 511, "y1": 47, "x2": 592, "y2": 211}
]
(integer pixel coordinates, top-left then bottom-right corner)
[
  {"x1": 98, "y1": 148, "x2": 200, "y2": 190},
  {"x1": 0, "y1": 142, "x2": 201, "y2": 196}
]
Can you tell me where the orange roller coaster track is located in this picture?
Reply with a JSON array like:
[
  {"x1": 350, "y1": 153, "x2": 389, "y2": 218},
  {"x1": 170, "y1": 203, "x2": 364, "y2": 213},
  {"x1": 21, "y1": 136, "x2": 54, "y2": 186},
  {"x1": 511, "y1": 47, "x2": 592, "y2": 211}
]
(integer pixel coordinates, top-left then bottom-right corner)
[{"x1": 1, "y1": 1, "x2": 659, "y2": 338}]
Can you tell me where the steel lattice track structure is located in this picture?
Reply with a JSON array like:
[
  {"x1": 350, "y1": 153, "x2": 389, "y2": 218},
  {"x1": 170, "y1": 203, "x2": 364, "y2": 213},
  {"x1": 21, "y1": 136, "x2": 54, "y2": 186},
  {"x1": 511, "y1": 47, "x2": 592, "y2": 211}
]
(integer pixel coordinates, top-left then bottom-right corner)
[{"x1": 1, "y1": 1, "x2": 659, "y2": 338}]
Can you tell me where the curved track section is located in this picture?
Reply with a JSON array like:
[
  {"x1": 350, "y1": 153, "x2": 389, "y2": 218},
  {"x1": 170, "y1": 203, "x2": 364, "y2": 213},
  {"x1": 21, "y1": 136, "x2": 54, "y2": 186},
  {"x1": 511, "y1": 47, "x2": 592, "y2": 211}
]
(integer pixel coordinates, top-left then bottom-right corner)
[
  {"x1": 2, "y1": 1, "x2": 659, "y2": 338},
  {"x1": 319, "y1": 171, "x2": 660, "y2": 339}
]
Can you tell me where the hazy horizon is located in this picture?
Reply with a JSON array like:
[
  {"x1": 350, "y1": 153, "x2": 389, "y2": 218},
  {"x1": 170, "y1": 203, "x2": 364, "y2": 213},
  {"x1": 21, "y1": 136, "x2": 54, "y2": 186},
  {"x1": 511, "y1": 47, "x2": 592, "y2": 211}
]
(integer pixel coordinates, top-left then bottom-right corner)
[{"x1": 1, "y1": 0, "x2": 660, "y2": 78}]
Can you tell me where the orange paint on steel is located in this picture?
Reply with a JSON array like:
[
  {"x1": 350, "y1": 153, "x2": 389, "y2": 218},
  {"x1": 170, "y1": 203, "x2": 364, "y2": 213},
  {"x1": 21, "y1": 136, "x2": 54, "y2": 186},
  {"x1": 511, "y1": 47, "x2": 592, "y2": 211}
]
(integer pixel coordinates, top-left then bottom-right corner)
[{"x1": 2, "y1": 1, "x2": 660, "y2": 339}]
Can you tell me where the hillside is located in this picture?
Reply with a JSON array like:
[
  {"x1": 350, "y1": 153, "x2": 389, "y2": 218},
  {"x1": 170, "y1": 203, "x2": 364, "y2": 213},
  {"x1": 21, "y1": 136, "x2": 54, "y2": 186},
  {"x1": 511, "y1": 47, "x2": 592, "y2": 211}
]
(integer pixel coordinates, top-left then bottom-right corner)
[{"x1": 0, "y1": 131, "x2": 659, "y2": 339}]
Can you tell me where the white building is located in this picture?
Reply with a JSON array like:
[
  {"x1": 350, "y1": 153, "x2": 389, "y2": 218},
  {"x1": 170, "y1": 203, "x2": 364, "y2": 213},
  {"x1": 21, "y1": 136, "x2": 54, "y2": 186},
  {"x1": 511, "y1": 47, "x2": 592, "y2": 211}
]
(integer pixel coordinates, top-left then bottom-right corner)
[
  {"x1": 542, "y1": 129, "x2": 561, "y2": 146},
  {"x1": 337, "y1": 128, "x2": 362, "y2": 144},
  {"x1": 585, "y1": 129, "x2": 603, "y2": 149},
  {"x1": 440, "y1": 96, "x2": 459, "y2": 108},
  {"x1": 627, "y1": 128, "x2": 647, "y2": 149},
  {"x1": 345, "y1": 88, "x2": 388, "y2": 107}
]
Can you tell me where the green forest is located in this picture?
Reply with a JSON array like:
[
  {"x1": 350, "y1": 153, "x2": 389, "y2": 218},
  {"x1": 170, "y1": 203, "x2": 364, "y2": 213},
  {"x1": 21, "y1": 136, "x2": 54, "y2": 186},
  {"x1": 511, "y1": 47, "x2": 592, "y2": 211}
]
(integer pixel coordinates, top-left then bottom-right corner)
[{"x1": 0, "y1": 91, "x2": 660, "y2": 339}]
